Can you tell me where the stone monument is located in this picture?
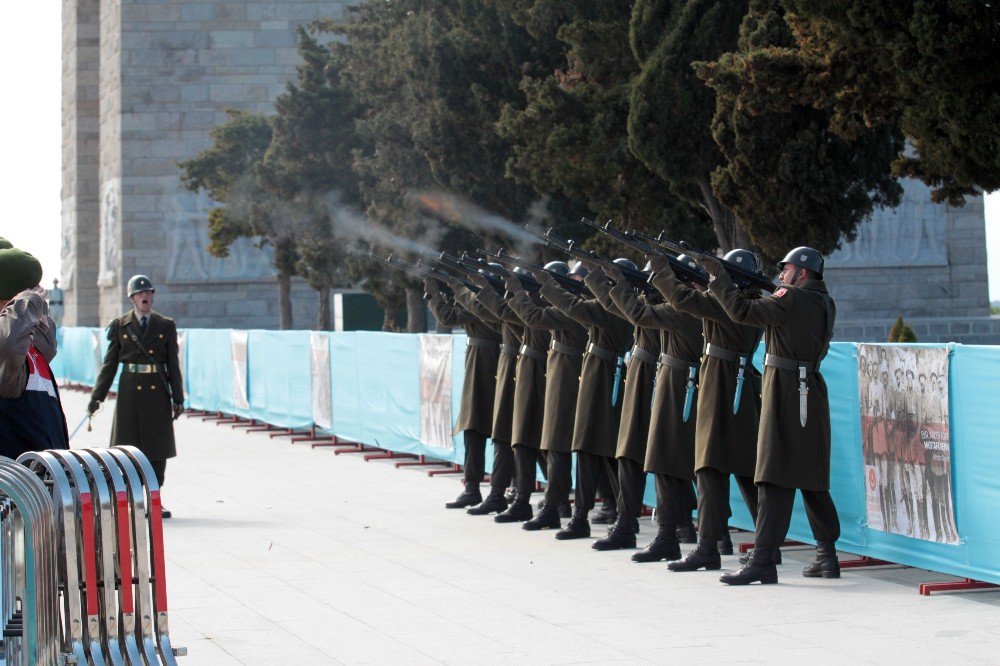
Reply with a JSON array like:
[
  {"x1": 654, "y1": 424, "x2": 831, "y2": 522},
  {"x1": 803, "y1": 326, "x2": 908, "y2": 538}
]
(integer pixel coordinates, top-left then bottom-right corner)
[{"x1": 61, "y1": 0, "x2": 348, "y2": 328}]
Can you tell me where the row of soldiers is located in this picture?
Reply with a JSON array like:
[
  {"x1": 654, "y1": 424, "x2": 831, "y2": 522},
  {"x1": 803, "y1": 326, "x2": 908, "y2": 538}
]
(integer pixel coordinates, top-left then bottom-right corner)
[{"x1": 427, "y1": 246, "x2": 840, "y2": 586}]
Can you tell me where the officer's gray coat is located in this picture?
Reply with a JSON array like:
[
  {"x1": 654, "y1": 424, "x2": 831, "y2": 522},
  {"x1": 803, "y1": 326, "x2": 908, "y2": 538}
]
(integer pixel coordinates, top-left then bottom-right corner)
[
  {"x1": 654, "y1": 272, "x2": 763, "y2": 478},
  {"x1": 428, "y1": 291, "x2": 500, "y2": 437},
  {"x1": 610, "y1": 281, "x2": 702, "y2": 479},
  {"x1": 587, "y1": 277, "x2": 659, "y2": 465},
  {"x1": 540, "y1": 273, "x2": 632, "y2": 458},
  {"x1": 475, "y1": 288, "x2": 549, "y2": 450},
  {"x1": 91, "y1": 311, "x2": 184, "y2": 461},
  {"x1": 507, "y1": 290, "x2": 587, "y2": 454},
  {"x1": 709, "y1": 273, "x2": 836, "y2": 491}
]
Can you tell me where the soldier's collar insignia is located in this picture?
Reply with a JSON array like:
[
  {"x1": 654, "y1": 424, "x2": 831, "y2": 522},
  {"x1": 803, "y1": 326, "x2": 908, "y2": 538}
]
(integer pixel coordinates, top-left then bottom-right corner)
[{"x1": 773, "y1": 287, "x2": 788, "y2": 298}]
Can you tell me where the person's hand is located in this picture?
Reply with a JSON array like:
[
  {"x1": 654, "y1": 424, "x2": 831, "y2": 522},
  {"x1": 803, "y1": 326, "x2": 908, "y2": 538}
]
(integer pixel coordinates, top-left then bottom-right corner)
[
  {"x1": 504, "y1": 274, "x2": 523, "y2": 293},
  {"x1": 695, "y1": 254, "x2": 725, "y2": 278},
  {"x1": 87, "y1": 399, "x2": 101, "y2": 415},
  {"x1": 579, "y1": 255, "x2": 600, "y2": 272},
  {"x1": 530, "y1": 268, "x2": 552, "y2": 284},
  {"x1": 172, "y1": 402, "x2": 184, "y2": 420},
  {"x1": 468, "y1": 272, "x2": 490, "y2": 289},
  {"x1": 423, "y1": 278, "x2": 440, "y2": 295},
  {"x1": 602, "y1": 263, "x2": 624, "y2": 283},
  {"x1": 647, "y1": 254, "x2": 667, "y2": 274}
]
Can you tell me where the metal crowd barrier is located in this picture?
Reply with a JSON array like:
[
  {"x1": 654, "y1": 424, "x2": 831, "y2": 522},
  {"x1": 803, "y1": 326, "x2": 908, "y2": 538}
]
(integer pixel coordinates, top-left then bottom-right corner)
[{"x1": 1, "y1": 446, "x2": 185, "y2": 665}]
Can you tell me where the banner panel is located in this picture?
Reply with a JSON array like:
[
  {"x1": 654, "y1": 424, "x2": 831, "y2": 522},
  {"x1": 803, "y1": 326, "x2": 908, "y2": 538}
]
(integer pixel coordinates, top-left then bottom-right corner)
[
  {"x1": 310, "y1": 332, "x2": 333, "y2": 430},
  {"x1": 183, "y1": 329, "x2": 235, "y2": 413},
  {"x1": 418, "y1": 334, "x2": 453, "y2": 450},
  {"x1": 857, "y1": 345, "x2": 957, "y2": 544},
  {"x1": 230, "y1": 330, "x2": 250, "y2": 413},
  {"x1": 248, "y1": 330, "x2": 311, "y2": 429}
]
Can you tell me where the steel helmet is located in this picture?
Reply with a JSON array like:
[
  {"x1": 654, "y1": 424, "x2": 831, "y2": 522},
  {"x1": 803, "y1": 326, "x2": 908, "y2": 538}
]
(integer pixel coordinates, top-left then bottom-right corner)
[
  {"x1": 675, "y1": 254, "x2": 698, "y2": 269},
  {"x1": 641, "y1": 260, "x2": 652, "y2": 273},
  {"x1": 777, "y1": 246, "x2": 824, "y2": 278},
  {"x1": 127, "y1": 275, "x2": 155, "y2": 298},
  {"x1": 511, "y1": 266, "x2": 532, "y2": 277},
  {"x1": 723, "y1": 249, "x2": 761, "y2": 273},
  {"x1": 569, "y1": 261, "x2": 588, "y2": 278},
  {"x1": 544, "y1": 260, "x2": 570, "y2": 276},
  {"x1": 613, "y1": 258, "x2": 638, "y2": 272}
]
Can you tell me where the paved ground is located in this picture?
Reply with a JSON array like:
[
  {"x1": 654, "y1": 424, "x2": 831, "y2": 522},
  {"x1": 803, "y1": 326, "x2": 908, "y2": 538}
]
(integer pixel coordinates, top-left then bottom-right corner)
[{"x1": 61, "y1": 390, "x2": 1000, "y2": 665}]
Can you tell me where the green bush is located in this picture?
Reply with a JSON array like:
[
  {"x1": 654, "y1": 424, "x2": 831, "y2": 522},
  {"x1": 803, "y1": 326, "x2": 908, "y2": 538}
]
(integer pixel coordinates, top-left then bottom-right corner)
[{"x1": 888, "y1": 316, "x2": 917, "y2": 342}]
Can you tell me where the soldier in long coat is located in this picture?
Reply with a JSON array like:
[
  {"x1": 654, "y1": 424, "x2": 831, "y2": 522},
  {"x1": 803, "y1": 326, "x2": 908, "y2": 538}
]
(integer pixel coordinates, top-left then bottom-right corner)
[
  {"x1": 453, "y1": 285, "x2": 518, "y2": 516},
  {"x1": 705, "y1": 247, "x2": 842, "y2": 586},
  {"x1": 651, "y1": 252, "x2": 765, "y2": 572},
  {"x1": 506, "y1": 265, "x2": 589, "y2": 531},
  {"x1": 534, "y1": 268, "x2": 632, "y2": 540},
  {"x1": 89, "y1": 275, "x2": 184, "y2": 516},
  {"x1": 585, "y1": 270, "x2": 660, "y2": 551},
  {"x1": 472, "y1": 279, "x2": 550, "y2": 523},
  {"x1": 606, "y1": 266, "x2": 703, "y2": 562},
  {"x1": 426, "y1": 279, "x2": 501, "y2": 509}
]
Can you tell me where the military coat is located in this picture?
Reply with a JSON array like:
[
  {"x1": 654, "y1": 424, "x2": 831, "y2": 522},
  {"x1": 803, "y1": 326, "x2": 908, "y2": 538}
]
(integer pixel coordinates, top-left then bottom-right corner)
[
  {"x1": 476, "y1": 287, "x2": 549, "y2": 450},
  {"x1": 91, "y1": 311, "x2": 184, "y2": 461},
  {"x1": 609, "y1": 281, "x2": 701, "y2": 478},
  {"x1": 508, "y1": 290, "x2": 587, "y2": 453},
  {"x1": 428, "y1": 291, "x2": 500, "y2": 437},
  {"x1": 455, "y1": 288, "x2": 518, "y2": 445},
  {"x1": 654, "y1": 272, "x2": 763, "y2": 478},
  {"x1": 587, "y1": 277, "x2": 659, "y2": 465},
  {"x1": 540, "y1": 273, "x2": 632, "y2": 458},
  {"x1": 709, "y1": 273, "x2": 836, "y2": 491}
]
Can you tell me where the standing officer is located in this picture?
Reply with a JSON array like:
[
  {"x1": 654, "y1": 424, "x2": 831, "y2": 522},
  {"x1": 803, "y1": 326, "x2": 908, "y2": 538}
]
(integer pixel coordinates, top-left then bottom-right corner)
[
  {"x1": 704, "y1": 248, "x2": 841, "y2": 585},
  {"x1": 425, "y1": 278, "x2": 501, "y2": 509},
  {"x1": 89, "y1": 275, "x2": 184, "y2": 516}
]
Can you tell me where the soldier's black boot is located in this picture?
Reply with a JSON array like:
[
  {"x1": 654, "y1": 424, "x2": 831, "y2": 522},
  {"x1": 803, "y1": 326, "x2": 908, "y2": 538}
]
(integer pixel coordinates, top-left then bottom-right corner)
[
  {"x1": 522, "y1": 506, "x2": 561, "y2": 531},
  {"x1": 717, "y1": 532, "x2": 734, "y2": 555},
  {"x1": 740, "y1": 547, "x2": 782, "y2": 565},
  {"x1": 555, "y1": 514, "x2": 591, "y2": 540},
  {"x1": 467, "y1": 493, "x2": 509, "y2": 515},
  {"x1": 494, "y1": 498, "x2": 533, "y2": 523},
  {"x1": 667, "y1": 538, "x2": 722, "y2": 571},
  {"x1": 558, "y1": 501, "x2": 572, "y2": 518},
  {"x1": 676, "y1": 519, "x2": 697, "y2": 544},
  {"x1": 720, "y1": 551, "x2": 778, "y2": 585},
  {"x1": 802, "y1": 541, "x2": 840, "y2": 578},
  {"x1": 590, "y1": 502, "x2": 618, "y2": 525},
  {"x1": 592, "y1": 516, "x2": 637, "y2": 551},
  {"x1": 632, "y1": 524, "x2": 681, "y2": 563},
  {"x1": 445, "y1": 483, "x2": 482, "y2": 509}
]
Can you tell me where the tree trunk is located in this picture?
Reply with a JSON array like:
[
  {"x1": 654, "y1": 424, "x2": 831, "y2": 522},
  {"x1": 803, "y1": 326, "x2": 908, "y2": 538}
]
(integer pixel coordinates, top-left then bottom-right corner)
[
  {"x1": 277, "y1": 272, "x2": 293, "y2": 330},
  {"x1": 317, "y1": 286, "x2": 331, "y2": 331},
  {"x1": 697, "y1": 176, "x2": 753, "y2": 253},
  {"x1": 405, "y1": 286, "x2": 426, "y2": 333},
  {"x1": 381, "y1": 307, "x2": 400, "y2": 332}
]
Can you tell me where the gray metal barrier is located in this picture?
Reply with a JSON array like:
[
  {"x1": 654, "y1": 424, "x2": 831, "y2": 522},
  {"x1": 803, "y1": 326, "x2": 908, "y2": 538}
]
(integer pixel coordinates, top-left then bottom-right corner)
[{"x1": 3, "y1": 446, "x2": 186, "y2": 665}]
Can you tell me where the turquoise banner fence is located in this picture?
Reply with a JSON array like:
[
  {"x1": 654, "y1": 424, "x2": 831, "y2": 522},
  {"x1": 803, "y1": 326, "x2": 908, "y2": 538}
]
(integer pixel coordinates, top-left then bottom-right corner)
[{"x1": 51, "y1": 328, "x2": 1000, "y2": 586}]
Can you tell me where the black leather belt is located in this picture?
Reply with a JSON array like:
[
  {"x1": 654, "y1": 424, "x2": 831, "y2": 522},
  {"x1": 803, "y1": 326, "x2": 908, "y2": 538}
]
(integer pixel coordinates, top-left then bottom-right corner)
[
  {"x1": 500, "y1": 343, "x2": 518, "y2": 356},
  {"x1": 520, "y1": 344, "x2": 547, "y2": 362},
  {"x1": 585, "y1": 342, "x2": 617, "y2": 362},
  {"x1": 764, "y1": 353, "x2": 816, "y2": 373},
  {"x1": 631, "y1": 345, "x2": 658, "y2": 366},
  {"x1": 550, "y1": 340, "x2": 584, "y2": 357},
  {"x1": 705, "y1": 343, "x2": 745, "y2": 363},
  {"x1": 467, "y1": 337, "x2": 498, "y2": 350},
  {"x1": 123, "y1": 363, "x2": 158, "y2": 373},
  {"x1": 658, "y1": 353, "x2": 699, "y2": 372}
]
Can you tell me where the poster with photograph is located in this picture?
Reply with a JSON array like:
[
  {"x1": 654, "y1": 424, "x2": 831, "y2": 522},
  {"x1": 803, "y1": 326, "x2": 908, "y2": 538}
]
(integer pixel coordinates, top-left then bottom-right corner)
[
  {"x1": 310, "y1": 332, "x2": 333, "y2": 430},
  {"x1": 419, "y1": 334, "x2": 453, "y2": 450},
  {"x1": 857, "y1": 345, "x2": 958, "y2": 543}
]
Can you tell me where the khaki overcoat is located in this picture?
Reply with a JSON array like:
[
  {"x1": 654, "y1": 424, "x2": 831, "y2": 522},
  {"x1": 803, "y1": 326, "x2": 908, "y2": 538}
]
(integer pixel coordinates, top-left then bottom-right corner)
[
  {"x1": 654, "y1": 272, "x2": 762, "y2": 478},
  {"x1": 709, "y1": 273, "x2": 836, "y2": 491},
  {"x1": 91, "y1": 311, "x2": 184, "y2": 461}
]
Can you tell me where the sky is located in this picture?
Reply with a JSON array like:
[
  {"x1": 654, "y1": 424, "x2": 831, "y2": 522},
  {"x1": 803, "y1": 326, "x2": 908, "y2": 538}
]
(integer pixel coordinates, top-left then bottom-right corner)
[{"x1": 3, "y1": 3, "x2": 1000, "y2": 301}]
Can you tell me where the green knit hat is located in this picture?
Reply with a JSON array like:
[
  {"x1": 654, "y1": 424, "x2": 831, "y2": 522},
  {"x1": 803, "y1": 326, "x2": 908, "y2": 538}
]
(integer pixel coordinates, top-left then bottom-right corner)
[
  {"x1": 0, "y1": 248, "x2": 43, "y2": 300},
  {"x1": 0, "y1": 237, "x2": 12, "y2": 250}
]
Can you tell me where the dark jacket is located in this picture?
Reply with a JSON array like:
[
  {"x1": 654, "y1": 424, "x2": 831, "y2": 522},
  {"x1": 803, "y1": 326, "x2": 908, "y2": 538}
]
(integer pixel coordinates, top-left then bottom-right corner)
[
  {"x1": 91, "y1": 311, "x2": 184, "y2": 461},
  {"x1": 709, "y1": 273, "x2": 836, "y2": 491},
  {"x1": 654, "y1": 272, "x2": 763, "y2": 478}
]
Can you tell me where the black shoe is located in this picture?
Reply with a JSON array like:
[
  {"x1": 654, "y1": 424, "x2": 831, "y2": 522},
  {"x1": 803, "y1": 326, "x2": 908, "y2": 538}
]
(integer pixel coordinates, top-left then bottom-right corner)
[
  {"x1": 590, "y1": 505, "x2": 617, "y2": 525},
  {"x1": 523, "y1": 509, "x2": 561, "y2": 531},
  {"x1": 676, "y1": 522, "x2": 697, "y2": 544},
  {"x1": 717, "y1": 533, "x2": 733, "y2": 555},
  {"x1": 445, "y1": 488, "x2": 482, "y2": 509},
  {"x1": 555, "y1": 516, "x2": 591, "y2": 540},
  {"x1": 467, "y1": 495, "x2": 508, "y2": 515},
  {"x1": 739, "y1": 547, "x2": 782, "y2": 565},
  {"x1": 495, "y1": 501, "x2": 533, "y2": 523},
  {"x1": 720, "y1": 558, "x2": 778, "y2": 585},
  {"x1": 592, "y1": 521, "x2": 637, "y2": 551},
  {"x1": 606, "y1": 516, "x2": 640, "y2": 534},
  {"x1": 632, "y1": 531, "x2": 681, "y2": 563},
  {"x1": 802, "y1": 541, "x2": 840, "y2": 578},
  {"x1": 558, "y1": 501, "x2": 572, "y2": 518},
  {"x1": 161, "y1": 508, "x2": 172, "y2": 519},
  {"x1": 505, "y1": 488, "x2": 517, "y2": 504},
  {"x1": 667, "y1": 541, "x2": 722, "y2": 572}
]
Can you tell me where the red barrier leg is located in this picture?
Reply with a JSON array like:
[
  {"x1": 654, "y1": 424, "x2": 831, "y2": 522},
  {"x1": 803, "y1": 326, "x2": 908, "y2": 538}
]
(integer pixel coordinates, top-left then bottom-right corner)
[
  {"x1": 332, "y1": 442, "x2": 377, "y2": 455},
  {"x1": 395, "y1": 455, "x2": 450, "y2": 469},
  {"x1": 427, "y1": 464, "x2": 464, "y2": 477},
  {"x1": 268, "y1": 429, "x2": 298, "y2": 439},
  {"x1": 290, "y1": 427, "x2": 336, "y2": 444},
  {"x1": 919, "y1": 578, "x2": 999, "y2": 596},
  {"x1": 839, "y1": 555, "x2": 895, "y2": 568},
  {"x1": 231, "y1": 419, "x2": 258, "y2": 429},
  {"x1": 363, "y1": 451, "x2": 418, "y2": 462}
]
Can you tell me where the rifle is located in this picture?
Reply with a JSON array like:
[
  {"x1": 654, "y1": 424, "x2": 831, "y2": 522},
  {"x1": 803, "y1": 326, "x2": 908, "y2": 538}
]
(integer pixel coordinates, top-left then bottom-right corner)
[
  {"x1": 656, "y1": 235, "x2": 775, "y2": 292},
  {"x1": 583, "y1": 219, "x2": 709, "y2": 287},
  {"x1": 434, "y1": 252, "x2": 505, "y2": 292},
  {"x1": 477, "y1": 248, "x2": 590, "y2": 297},
  {"x1": 368, "y1": 253, "x2": 474, "y2": 297},
  {"x1": 541, "y1": 228, "x2": 657, "y2": 295}
]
